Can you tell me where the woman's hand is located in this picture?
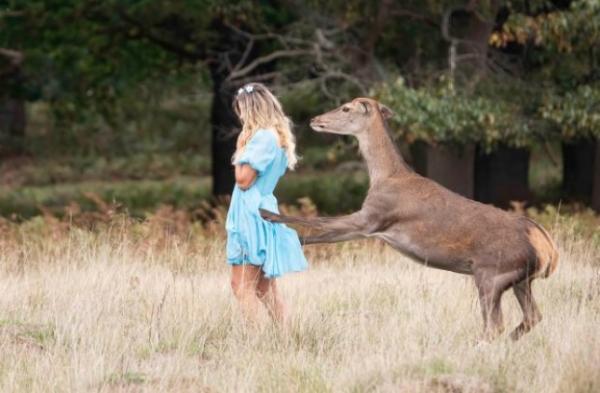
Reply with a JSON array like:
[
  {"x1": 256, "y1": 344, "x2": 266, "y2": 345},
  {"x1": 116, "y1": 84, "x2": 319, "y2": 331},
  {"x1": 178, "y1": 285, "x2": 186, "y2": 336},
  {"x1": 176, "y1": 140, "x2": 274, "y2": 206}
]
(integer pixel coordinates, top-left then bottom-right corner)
[{"x1": 235, "y1": 164, "x2": 257, "y2": 190}]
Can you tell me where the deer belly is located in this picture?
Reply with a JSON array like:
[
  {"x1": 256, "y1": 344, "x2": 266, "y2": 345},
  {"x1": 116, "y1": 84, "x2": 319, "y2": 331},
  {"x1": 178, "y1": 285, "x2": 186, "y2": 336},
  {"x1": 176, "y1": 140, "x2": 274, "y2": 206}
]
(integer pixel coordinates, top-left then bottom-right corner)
[{"x1": 372, "y1": 231, "x2": 473, "y2": 274}]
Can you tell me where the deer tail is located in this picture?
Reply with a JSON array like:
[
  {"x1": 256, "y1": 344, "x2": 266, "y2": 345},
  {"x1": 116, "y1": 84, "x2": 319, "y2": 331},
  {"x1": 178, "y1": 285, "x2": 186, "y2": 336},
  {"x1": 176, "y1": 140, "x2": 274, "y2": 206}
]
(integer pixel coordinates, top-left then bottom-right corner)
[{"x1": 523, "y1": 217, "x2": 559, "y2": 279}]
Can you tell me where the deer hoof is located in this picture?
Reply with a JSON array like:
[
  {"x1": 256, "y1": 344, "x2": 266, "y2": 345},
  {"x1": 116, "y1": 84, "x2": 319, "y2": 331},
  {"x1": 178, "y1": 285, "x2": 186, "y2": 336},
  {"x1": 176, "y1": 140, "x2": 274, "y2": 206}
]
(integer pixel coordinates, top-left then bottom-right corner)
[
  {"x1": 509, "y1": 324, "x2": 529, "y2": 341},
  {"x1": 259, "y1": 208, "x2": 280, "y2": 222}
]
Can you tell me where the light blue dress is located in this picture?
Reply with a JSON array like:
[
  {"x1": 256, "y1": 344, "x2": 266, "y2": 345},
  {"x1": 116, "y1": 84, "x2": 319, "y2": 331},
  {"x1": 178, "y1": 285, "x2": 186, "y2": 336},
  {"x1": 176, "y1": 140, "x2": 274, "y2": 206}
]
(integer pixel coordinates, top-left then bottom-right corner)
[{"x1": 225, "y1": 129, "x2": 308, "y2": 278}]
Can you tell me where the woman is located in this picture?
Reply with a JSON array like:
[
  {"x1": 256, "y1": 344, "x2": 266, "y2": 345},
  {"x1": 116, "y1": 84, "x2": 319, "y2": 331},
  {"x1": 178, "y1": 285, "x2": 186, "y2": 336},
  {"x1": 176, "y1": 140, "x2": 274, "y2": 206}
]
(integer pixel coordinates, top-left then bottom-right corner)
[{"x1": 226, "y1": 82, "x2": 308, "y2": 325}]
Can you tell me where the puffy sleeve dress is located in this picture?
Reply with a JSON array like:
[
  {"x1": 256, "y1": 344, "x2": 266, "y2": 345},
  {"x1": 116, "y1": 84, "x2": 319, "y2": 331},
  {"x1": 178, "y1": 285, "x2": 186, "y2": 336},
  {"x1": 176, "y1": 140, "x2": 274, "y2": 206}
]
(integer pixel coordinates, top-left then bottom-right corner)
[{"x1": 225, "y1": 129, "x2": 308, "y2": 278}]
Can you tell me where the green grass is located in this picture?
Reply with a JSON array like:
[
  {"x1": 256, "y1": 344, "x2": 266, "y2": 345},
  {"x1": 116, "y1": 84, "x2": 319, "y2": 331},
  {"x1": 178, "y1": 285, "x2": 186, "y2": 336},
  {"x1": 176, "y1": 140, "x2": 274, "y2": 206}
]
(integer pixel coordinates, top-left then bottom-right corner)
[
  {"x1": 0, "y1": 320, "x2": 56, "y2": 350},
  {"x1": 0, "y1": 140, "x2": 595, "y2": 223},
  {"x1": 0, "y1": 215, "x2": 598, "y2": 392},
  {"x1": 0, "y1": 153, "x2": 211, "y2": 187},
  {"x1": 0, "y1": 177, "x2": 212, "y2": 218},
  {"x1": 0, "y1": 171, "x2": 369, "y2": 219}
]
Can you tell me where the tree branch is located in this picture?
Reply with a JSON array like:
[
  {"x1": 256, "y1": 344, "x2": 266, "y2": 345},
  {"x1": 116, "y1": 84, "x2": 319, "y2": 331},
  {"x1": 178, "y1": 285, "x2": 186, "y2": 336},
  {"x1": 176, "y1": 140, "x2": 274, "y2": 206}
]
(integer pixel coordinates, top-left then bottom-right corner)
[
  {"x1": 0, "y1": 10, "x2": 23, "y2": 18},
  {"x1": 0, "y1": 48, "x2": 24, "y2": 77},
  {"x1": 226, "y1": 48, "x2": 313, "y2": 81},
  {"x1": 0, "y1": 48, "x2": 24, "y2": 65},
  {"x1": 224, "y1": 22, "x2": 313, "y2": 48},
  {"x1": 233, "y1": 71, "x2": 282, "y2": 86},
  {"x1": 231, "y1": 38, "x2": 255, "y2": 74}
]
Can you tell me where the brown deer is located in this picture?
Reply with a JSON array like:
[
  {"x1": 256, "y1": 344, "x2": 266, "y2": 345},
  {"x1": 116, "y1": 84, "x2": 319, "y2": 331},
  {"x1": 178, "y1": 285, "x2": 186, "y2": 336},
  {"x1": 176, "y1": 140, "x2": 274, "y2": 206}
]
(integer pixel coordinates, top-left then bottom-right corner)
[{"x1": 260, "y1": 97, "x2": 558, "y2": 340}]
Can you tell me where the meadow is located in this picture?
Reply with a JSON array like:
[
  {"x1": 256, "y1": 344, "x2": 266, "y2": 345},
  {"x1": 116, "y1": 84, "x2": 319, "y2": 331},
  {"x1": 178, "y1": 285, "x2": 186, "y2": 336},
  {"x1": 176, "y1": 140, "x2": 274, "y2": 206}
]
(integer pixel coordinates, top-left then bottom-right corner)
[{"x1": 0, "y1": 206, "x2": 598, "y2": 393}]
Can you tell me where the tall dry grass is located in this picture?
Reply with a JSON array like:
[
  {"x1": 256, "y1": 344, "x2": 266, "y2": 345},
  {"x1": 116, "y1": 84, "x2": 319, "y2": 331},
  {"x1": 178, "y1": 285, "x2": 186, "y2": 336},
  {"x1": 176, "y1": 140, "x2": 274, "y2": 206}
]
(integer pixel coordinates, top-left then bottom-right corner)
[{"x1": 0, "y1": 207, "x2": 598, "y2": 393}]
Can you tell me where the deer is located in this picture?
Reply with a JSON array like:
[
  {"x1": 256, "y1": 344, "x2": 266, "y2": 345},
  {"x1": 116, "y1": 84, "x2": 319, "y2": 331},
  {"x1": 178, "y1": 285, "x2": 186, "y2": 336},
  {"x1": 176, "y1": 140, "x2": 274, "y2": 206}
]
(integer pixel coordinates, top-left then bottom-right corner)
[{"x1": 260, "y1": 97, "x2": 559, "y2": 341}]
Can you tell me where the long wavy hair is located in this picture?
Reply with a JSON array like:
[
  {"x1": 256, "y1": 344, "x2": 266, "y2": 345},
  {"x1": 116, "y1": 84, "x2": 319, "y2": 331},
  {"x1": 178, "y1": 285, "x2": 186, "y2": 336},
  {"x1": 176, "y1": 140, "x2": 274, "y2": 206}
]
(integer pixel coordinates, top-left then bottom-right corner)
[{"x1": 232, "y1": 82, "x2": 298, "y2": 170}]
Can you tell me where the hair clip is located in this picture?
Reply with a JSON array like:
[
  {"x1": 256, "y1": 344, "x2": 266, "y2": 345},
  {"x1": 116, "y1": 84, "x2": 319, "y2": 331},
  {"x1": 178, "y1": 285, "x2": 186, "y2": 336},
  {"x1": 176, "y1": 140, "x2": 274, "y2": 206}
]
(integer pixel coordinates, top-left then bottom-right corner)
[{"x1": 237, "y1": 85, "x2": 255, "y2": 96}]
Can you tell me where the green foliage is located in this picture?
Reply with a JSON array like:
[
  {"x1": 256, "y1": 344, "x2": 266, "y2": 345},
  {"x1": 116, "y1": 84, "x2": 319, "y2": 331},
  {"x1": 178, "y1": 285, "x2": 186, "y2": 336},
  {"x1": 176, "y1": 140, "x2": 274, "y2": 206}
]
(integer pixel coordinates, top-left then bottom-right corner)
[
  {"x1": 540, "y1": 85, "x2": 600, "y2": 139},
  {"x1": 2, "y1": 0, "x2": 600, "y2": 216},
  {"x1": 1, "y1": 0, "x2": 265, "y2": 136},
  {"x1": 376, "y1": 77, "x2": 538, "y2": 149},
  {"x1": 278, "y1": 171, "x2": 368, "y2": 214},
  {"x1": 492, "y1": 0, "x2": 600, "y2": 141},
  {"x1": 25, "y1": 79, "x2": 214, "y2": 158},
  {"x1": 497, "y1": 0, "x2": 600, "y2": 54}
]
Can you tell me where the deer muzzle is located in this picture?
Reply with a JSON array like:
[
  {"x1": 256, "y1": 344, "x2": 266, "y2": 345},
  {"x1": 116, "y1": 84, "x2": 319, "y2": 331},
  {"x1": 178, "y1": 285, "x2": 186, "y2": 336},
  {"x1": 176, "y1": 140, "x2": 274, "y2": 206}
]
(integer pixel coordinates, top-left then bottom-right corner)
[{"x1": 310, "y1": 117, "x2": 327, "y2": 132}]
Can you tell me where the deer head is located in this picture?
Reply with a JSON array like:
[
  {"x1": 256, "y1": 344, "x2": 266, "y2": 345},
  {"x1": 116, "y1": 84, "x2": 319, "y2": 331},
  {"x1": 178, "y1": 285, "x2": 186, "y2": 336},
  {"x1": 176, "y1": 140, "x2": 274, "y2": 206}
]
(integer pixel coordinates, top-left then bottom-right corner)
[{"x1": 309, "y1": 98, "x2": 394, "y2": 136}]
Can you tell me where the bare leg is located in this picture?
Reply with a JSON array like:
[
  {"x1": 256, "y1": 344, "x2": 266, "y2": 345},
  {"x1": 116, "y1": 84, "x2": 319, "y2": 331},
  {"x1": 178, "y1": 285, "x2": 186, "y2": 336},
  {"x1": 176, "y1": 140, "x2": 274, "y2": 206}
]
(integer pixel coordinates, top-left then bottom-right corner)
[
  {"x1": 510, "y1": 279, "x2": 542, "y2": 340},
  {"x1": 231, "y1": 265, "x2": 263, "y2": 325},
  {"x1": 256, "y1": 275, "x2": 287, "y2": 326}
]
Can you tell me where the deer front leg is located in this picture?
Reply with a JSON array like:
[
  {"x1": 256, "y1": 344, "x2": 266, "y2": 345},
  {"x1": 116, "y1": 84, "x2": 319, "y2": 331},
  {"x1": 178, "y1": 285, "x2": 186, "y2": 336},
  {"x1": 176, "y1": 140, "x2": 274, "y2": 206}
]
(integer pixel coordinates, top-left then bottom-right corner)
[
  {"x1": 259, "y1": 209, "x2": 347, "y2": 228},
  {"x1": 300, "y1": 230, "x2": 364, "y2": 245},
  {"x1": 260, "y1": 209, "x2": 371, "y2": 245}
]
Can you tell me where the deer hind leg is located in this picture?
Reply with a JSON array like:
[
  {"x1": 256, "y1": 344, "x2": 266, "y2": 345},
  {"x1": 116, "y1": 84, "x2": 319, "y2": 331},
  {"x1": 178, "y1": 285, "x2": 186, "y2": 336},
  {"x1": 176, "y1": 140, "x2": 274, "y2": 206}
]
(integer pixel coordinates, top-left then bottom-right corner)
[
  {"x1": 510, "y1": 278, "x2": 542, "y2": 341},
  {"x1": 474, "y1": 268, "x2": 526, "y2": 340},
  {"x1": 475, "y1": 278, "x2": 505, "y2": 341}
]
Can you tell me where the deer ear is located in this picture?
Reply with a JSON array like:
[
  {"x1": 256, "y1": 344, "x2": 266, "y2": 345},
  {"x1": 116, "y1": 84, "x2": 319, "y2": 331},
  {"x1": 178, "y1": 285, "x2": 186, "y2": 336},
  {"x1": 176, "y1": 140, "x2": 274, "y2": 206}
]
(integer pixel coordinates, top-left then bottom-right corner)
[
  {"x1": 357, "y1": 100, "x2": 371, "y2": 114},
  {"x1": 378, "y1": 104, "x2": 395, "y2": 119}
]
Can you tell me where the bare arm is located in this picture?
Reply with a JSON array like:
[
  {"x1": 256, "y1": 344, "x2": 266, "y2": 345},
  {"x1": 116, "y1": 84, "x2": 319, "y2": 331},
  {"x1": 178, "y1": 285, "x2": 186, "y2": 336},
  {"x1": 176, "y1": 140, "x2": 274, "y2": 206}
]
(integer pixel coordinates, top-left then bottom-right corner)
[{"x1": 235, "y1": 164, "x2": 257, "y2": 190}]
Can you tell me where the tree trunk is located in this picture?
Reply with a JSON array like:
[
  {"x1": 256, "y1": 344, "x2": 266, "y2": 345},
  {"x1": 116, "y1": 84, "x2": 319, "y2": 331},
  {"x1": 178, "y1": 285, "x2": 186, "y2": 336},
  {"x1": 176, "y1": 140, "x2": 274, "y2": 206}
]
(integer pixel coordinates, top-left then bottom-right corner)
[
  {"x1": 447, "y1": 1, "x2": 501, "y2": 86},
  {"x1": 410, "y1": 141, "x2": 475, "y2": 198},
  {"x1": 208, "y1": 19, "x2": 244, "y2": 197},
  {"x1": 0, "y1": 57, "x2": 26, "y2": 158},
  {"x1": 0, "y1": 98, "x2": 26, "y2": 157},
  {"x1": 209, "y1": 76, "x2": 238, "y2": 196},
  {"x1": 562, "y1": 138, "x2": 596, "y2": 202},
  {"x1": 592, "y1": 140, "x2": 600, "y2": 212},
  {"x1": 475, "y1": 145, "x2": 531, "y2": 208},
  {"x1": 562, "y1": 138, "x2": 600, "y2": 211},
  {"x1": 208, "y1": 19, "x2": 275, "y2": 196}
]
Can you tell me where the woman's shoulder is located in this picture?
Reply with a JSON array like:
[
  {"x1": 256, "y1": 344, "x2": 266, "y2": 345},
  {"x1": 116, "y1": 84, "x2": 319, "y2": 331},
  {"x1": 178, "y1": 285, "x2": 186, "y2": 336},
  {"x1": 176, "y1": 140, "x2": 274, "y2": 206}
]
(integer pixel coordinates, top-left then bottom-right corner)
[{"x1": 252, "y1": 128, "x2": 281, "y2": 147}]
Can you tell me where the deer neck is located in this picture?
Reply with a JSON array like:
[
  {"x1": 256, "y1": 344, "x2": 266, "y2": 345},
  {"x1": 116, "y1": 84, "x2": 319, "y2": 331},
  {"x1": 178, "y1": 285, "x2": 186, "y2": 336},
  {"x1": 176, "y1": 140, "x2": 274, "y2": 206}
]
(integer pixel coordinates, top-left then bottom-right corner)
[{"x1": 356, "y1": 119, "x2": 409, "y2": 184}]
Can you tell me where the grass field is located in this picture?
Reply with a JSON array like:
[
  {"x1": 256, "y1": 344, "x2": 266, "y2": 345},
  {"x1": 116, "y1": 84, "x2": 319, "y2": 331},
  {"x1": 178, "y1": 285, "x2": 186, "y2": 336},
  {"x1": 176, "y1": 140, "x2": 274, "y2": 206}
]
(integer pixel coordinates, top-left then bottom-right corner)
[{"x1": 0, "y1": 210, "x2": 598, "y2": 393}]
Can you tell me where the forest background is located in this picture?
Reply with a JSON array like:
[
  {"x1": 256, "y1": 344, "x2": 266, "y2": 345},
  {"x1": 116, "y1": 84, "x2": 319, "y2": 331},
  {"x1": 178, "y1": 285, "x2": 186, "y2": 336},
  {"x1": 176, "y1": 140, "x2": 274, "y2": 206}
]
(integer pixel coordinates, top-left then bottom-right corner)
[{"x1": 1, "y1": 0, "x2": 599, "y2": 222}]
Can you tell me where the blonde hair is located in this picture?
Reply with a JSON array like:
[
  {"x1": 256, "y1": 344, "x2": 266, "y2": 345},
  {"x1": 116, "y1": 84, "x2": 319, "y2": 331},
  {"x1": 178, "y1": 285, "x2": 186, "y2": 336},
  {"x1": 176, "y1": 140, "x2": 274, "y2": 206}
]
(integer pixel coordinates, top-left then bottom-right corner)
[{"x1": 232, "y1": 83, "x2": 298, "y2": 170}]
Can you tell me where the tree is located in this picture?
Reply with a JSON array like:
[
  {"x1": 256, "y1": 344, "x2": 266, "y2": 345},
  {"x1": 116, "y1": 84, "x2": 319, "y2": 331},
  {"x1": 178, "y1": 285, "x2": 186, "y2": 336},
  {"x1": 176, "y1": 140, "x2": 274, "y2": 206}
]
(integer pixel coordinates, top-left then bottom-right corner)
[
  {"x1": 1, "y1": 0, "x2": 366, "y2": 194},
  {"x1": 375, "y1": 0, "x2": 600, "y2": 207},
  {"x1": 497, "y1": 0, "x2": 600, "y2": 207},
  {"x1": 0, "y1": 30, "x2": 26, "y2": 158},
  {"x1": 4, "y1": 0, "x2": 599, "y2": 209}
]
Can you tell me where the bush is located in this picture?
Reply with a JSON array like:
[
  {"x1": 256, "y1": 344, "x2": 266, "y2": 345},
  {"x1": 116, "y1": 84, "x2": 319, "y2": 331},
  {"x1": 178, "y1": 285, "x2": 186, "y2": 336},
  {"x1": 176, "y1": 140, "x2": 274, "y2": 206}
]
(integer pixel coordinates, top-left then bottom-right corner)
[{"x1": 375, "y1": 77, "x2": 540, "y2": 150}]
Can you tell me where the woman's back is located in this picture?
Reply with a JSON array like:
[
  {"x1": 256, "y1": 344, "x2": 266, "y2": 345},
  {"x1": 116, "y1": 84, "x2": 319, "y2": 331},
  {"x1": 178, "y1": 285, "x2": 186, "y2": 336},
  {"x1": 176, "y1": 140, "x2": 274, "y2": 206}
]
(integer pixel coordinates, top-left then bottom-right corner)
[
  {"x1": 231, "y1": 129, "x2": 287, "y2": 213},
  {"x1": 226, "y1": 127, "x2": 307, "y2": 278},
  {"x1": 237, "y1": 129, "x2": 287, "y2": 196}
]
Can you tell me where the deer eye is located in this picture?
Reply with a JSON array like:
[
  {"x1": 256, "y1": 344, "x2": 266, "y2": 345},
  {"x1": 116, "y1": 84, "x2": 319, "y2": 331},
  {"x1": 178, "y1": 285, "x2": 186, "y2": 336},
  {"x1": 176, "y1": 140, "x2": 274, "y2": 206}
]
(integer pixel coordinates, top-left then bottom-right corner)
[{"x1": 342, "y1": 107, "x2": 350, "y2": 112}]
